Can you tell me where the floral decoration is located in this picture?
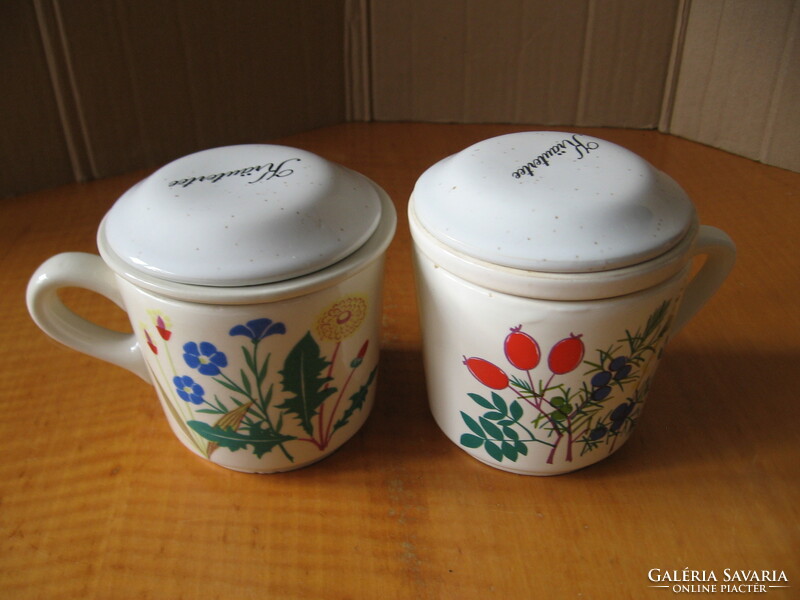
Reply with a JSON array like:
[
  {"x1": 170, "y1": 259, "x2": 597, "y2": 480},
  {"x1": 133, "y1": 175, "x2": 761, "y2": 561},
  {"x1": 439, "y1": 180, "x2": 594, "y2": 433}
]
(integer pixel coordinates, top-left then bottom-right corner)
[
  {"x1": 141, "y1": 295, "x2": 377, "y2": 464},
  {"x1": 315, "y1": 296, "x2": 367, "y2": 342},
  {"x1": 182, "y1": 342, "x2": 228, "y2": 376},
  {"x1": 459, "y1": 301, "x2": 675, "y2": 465},
  {"x1": 173, "y1": 375, "x2": 205, "y2": 405}
]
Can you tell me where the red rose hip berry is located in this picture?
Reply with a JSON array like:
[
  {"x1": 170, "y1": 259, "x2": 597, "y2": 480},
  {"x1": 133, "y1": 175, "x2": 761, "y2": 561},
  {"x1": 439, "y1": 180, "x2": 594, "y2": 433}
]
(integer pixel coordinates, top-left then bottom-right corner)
[
  {"x1": 463, "y1": 357, "x2": 509, "y2": 390},
  {"x1": 504, "y1": 325, "x2": 540, "y2": 370},
  {"x1": 547, "y1": 334, "x2": 585, "y2": 374}
]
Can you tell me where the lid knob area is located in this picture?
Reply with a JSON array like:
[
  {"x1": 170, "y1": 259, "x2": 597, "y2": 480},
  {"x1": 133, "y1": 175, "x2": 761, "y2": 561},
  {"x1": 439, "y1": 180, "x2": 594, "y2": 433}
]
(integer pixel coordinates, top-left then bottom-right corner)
[
  {"x1": 411, "y1": 132, "x2": 696, "y2": 273},
  {"x1": 101, "y1": 144, "x2": 383, "y2": 286}
]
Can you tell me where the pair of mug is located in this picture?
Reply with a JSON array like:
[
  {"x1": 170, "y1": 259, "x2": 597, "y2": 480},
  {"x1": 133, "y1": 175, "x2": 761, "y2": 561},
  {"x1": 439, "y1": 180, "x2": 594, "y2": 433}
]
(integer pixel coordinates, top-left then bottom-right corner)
[{"x1": 27, "y1": 133, "x2": 736, "y2": 475}]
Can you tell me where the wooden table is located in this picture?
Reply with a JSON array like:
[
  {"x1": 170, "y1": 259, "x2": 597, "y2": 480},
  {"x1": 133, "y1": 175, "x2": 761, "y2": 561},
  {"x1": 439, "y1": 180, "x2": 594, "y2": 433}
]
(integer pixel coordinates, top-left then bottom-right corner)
[{"x1": 2, "y1": 124, "x2": 798, "y2": 599}]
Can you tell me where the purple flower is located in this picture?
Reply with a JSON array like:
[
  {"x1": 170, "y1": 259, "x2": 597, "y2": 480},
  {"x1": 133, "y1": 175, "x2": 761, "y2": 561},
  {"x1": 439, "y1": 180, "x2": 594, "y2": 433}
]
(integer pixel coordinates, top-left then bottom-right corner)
[
  {"x1": 183, "y1": 341, "x2": 228, "y2": 376},
  {"x1": 229, "y1": 318, "x2": 286, "y2": 342},
  {"x1": 174, "y1": 375, "x2": 205, "y2": 404},
  {"x1": 609, "y1": 402, "x2": 634, "y2": 432}
]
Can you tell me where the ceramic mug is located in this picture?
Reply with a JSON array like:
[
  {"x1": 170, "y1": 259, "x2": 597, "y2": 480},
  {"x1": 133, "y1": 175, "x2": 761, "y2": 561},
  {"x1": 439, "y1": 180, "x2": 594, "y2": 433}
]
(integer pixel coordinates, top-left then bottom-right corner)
[
  {"x1": 410, "y1": 132, "x2": 735, "y2": 475},
  {"x1": 28, "y1": 145, "x2": 397, "y2": 473}
]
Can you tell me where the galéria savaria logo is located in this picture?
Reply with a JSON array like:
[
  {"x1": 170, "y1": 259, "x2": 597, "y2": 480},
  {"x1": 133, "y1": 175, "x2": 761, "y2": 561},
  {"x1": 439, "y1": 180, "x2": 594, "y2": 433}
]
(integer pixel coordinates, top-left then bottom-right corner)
[{"x1": 648, "y1": 569, "x2": 790, "y2": 594}]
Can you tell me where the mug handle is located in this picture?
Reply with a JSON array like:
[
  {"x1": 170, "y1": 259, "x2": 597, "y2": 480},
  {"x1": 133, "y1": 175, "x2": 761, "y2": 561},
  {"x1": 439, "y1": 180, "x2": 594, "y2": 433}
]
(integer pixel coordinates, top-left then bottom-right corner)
[
  {"x1": 26, "y1": 252, "x2": 151, "y2": 382},
  {"x1": 671, "y1": 225, "x2": 736, "y2": 335}
]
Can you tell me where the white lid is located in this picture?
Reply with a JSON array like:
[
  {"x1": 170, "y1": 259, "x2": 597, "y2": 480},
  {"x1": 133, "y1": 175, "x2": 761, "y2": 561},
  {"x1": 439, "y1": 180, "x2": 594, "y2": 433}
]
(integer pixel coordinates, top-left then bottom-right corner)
[
  {"x1": 411, "y1": 132, "x2": 696, "y2": 273},
  {"x1": 100, "y1": 144, "x2": 383, "y2": 286}
]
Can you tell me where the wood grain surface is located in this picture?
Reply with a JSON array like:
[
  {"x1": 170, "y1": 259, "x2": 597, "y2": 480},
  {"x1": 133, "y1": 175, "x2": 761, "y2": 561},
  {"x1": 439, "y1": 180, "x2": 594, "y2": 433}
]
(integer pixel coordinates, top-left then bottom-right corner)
[{"x1": 1, "y1": 124, "x2": 798, "y2": 599}]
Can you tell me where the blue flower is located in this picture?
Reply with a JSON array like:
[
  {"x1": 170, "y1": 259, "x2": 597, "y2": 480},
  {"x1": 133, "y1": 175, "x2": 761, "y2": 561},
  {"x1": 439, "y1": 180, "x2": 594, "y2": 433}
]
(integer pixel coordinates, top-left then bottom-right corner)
[
  {"x1": 173, "y1": 375, "x2": 205, "y2": 404},
  {"x1": 229, "y1": 318, "x2": 286, "y2": 342},
  {"x1": 183, "y1": 341, "x2": 228, "y2": 376}
]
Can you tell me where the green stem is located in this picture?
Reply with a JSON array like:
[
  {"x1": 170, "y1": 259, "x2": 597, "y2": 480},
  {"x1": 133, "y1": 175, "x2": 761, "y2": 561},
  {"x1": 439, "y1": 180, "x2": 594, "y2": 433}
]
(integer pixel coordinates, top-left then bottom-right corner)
[
  {"x1": 317, "y1": 341, "x2": 341, "y2": 448},
  {"x1": 322, "y1": 355, "x2": 357, "y2": 448},
  {"x1": 509, "y1": 383, "x2": 560, "y2": 437},
  {"x1": 248, "y1": 339, "x2": 293, "y2": 462},
  {"x1": 510, "y1": 415, "x2": 540, "y2": 445},
  {"x1": 487, "y1": 436, "x2": 556, "y2": 448},
  {"x1": 156, "y1": 348, "x2": 207, "y2": 454}
]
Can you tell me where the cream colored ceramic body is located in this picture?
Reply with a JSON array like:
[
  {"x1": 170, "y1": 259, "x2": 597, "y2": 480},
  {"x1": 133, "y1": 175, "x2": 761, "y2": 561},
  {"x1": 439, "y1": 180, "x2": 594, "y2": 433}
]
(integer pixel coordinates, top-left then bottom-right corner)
[
  {"x1": 26, "y1": 145, "x2": 396, "y2": 473},
  {"x1": 122, "y1": 258, "x2": 385, "y2": 473},
  {"x1": 413, "y1": 241, "x2": 686, "y2": 475}
]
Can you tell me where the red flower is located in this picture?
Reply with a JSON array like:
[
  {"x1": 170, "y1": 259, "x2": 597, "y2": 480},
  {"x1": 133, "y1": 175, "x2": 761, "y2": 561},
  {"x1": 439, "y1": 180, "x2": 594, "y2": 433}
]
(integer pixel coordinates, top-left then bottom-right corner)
[
  {"x1": 156, "y1": 316, "x2": 172, "y2": 341},
  {"x1": 145, "y1": 330, "x2": 158, "y2": 355},
  {"x1": 350, "y1": 340, "x2": 369, "y2": 368}
]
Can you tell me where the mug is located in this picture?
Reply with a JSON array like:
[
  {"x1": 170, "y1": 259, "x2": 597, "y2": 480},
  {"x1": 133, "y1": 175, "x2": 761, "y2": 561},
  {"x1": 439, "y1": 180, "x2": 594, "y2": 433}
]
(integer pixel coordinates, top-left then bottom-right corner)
[
  {"x1": 409, "y1": 132, "x2": 735, "y2": 475},
  {"x1": 27, "y1": 145, "x2": 397, "y2": 473}
]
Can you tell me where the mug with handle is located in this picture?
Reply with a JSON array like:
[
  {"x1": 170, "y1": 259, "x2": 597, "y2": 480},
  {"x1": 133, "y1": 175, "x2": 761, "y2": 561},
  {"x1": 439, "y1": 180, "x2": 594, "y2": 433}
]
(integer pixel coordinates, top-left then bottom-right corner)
[
  {"x1": 28, "y1": 144, "x2": 397, "y2": 473},
  {"x1": 409, "y1": 132, "x2": 735, "y2": 475}
]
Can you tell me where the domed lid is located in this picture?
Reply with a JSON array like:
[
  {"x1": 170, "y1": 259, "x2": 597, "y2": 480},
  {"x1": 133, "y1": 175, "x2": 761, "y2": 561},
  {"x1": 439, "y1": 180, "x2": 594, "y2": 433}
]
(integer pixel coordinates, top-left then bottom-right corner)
[
  {"x1": 411, "y1": 131, "x2": 696, "y2": 273},
  {"x1": 100, "y1": 144, "x2": 383, "y2": 286}
]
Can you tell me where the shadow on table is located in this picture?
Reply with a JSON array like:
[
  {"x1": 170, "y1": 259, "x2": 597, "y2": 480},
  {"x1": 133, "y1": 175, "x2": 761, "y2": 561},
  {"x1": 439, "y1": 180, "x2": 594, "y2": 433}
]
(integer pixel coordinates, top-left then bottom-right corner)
[
  {"x1": 565, "y1": 346, "x2": 800, "y2": 481},
  {"x1": 339, "y1": 346, "x2": 800, "y2": 481}
]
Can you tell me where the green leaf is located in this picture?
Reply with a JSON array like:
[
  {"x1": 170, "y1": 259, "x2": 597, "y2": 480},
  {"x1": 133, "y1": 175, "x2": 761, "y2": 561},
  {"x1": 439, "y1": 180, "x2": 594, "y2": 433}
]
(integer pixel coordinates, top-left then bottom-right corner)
[
  {"x1": 242, "y1": 346, "x2": 256, "y2": 374},
  {"x1": 501, "y1": 441, "x2": 518, "y2": 461},
  {"x1": 257, "y1": 353, "x2": 270, "y2": 385},
  {"x1": 491, "y1": 392, "x2": 508, "y2": 414},
  {"x1": 644, "y1": 300, "x2": 670, "y2": 339},
  {"x1": 333, "y1": 366, "x2": 378, "y2": 432},
  {"x1": 214, "y1": 377, "x2": 247, "y2": 395},
  {"x1": 503, "y1": 426, "x2": 519, "y2": 440},
  {"x1": 240, "y1": 369, "x2": 252, "y2": 395},
  {"x1": 468, "y1": 393, "x2": 494, "y2": 410},
  {"x1": 262, "y1": 383, "x2": 274, "y2": 410},
  {"x1": 515, "y1": 440, "x2": 528, "y2": 455},
  {"x1": 509, "y1": 375, "x2": 534, "y2": 394},
  {"x1": 461, "y1": 412, "x2": 485, "y2": 437},
  {"x1": 484, "y1": 440, "x2": 504, "y2": 462},
  {"x1": 483, "y1": 411, "x2": 505, "y2": 421},
  {"x1": 479, "y1": 417, "x2": 503, "y2": 440},
  {"x1": 277, "y1": 332, "x2": 336, "y2": 436},
  {"x1": 187, "y1": 421, "x2": 295, "y2": 458},
  {"x1": 509, "y1": 400, "x2": 524, "y2": 421},
  {"x1": 460, "y1": 433, "x2": 484, "y2": 449}
]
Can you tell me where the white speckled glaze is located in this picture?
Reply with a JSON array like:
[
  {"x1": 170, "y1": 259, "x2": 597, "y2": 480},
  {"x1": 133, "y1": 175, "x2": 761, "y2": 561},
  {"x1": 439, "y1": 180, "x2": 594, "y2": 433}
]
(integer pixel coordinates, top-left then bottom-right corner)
[
  {"x1": 410, "y1": 132, "x2": 735, "y2": 475},
  {"x1": 413, "y1": 132, "x2": 695, "y2": 273},
  {"x1": 27, "y1": 145, "x2": 396, "y2": 473},
  {"x1": 103, "y1": 144, "x2": 382, "y2": 286}
]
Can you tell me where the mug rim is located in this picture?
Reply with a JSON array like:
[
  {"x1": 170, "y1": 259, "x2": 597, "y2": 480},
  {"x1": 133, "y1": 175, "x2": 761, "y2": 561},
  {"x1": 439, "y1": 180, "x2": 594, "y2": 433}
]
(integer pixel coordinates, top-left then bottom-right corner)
[{"x1": 409, "y1": 193, "x2": 698, "y2": 302}]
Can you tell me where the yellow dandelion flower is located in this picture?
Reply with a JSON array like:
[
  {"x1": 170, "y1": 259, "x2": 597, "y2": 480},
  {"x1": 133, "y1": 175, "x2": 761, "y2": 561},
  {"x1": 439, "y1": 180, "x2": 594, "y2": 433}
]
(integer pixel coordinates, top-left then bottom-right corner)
[{"x1": 315, "y1": 295, "x2": 368, "y2": 342}]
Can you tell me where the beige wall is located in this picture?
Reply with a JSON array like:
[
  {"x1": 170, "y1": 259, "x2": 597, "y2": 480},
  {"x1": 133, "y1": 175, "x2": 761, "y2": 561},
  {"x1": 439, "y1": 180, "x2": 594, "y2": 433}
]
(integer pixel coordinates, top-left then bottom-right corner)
[
  {"x1": 2, "y1": 0, "x2": 797, "y2": 198},
  {"x1": 369, "y1": 0, "x2": 680, "y2": 128},
  {"x1": 666, "y1": 0, "x2": 799, "y2": 173}
]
